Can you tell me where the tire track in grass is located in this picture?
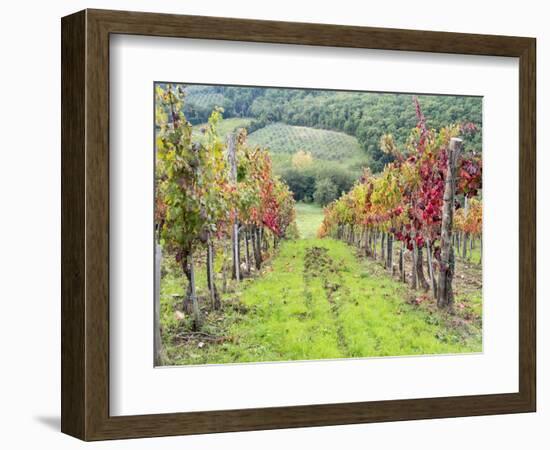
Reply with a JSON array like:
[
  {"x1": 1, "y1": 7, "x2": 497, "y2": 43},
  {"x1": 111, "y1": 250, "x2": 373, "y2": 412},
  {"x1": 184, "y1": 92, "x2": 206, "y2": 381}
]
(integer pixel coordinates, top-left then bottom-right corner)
[
  {"x1": 298, "y1": 243, "x2": 344, "y2": 360},
  {"x1": 304, "y1": 245, "x2": 350, "y2": 356}
]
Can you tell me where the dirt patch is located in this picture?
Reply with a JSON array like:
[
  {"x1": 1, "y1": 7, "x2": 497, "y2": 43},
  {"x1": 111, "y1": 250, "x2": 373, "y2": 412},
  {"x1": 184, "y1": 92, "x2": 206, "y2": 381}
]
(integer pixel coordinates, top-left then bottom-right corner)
[
  {"x1": 303, "y1": 246, "x2": 349, "y2": 353},
  {"x1": 304, "y1": 246, "x2": 337, "y2": 278}
]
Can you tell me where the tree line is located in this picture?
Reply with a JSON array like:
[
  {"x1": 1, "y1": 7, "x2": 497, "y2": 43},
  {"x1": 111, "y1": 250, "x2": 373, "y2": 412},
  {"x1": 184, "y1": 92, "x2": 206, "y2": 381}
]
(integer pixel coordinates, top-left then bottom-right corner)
[{"x1": 182, "y1": 85, "x2": 482, "y2": 172}]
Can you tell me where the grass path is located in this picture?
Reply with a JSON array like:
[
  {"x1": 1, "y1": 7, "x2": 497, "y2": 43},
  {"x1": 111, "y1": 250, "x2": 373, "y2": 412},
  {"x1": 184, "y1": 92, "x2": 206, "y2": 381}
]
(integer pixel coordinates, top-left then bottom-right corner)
[
  {"x1": 161, "y1": 237, "x2": 482, "y2": 365},
  {"x1": 227, "y1": 239, "x2": 480, "y2": 362},
  {"x1": 295, "y1": 202, "x2": 324, "y2": 239}
]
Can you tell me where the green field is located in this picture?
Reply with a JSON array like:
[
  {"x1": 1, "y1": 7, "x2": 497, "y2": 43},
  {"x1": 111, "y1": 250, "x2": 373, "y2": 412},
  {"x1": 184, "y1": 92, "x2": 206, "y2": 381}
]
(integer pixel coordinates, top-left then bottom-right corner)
[
  {"x1": 192, "y1": 117, "x2": 252, "y2": 144},
  {"x1": 295, "y1": 202, "x2": 324, "y2": 239},
  {"x1": 191, "y1": 119, "x2": 368, "y2": 176},
  {"x1": 160, "y1": 235, "x2": 482, "y2": 365},
  {"x1": 191, "y1": 120, "x2": 363, "y2": 164}
]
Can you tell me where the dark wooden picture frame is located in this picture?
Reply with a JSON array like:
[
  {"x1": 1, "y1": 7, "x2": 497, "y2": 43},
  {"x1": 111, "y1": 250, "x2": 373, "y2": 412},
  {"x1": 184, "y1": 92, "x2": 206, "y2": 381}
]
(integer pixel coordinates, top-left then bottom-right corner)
[{"x1": 61, "y1": 9, "x2": 536, "y2": 441}]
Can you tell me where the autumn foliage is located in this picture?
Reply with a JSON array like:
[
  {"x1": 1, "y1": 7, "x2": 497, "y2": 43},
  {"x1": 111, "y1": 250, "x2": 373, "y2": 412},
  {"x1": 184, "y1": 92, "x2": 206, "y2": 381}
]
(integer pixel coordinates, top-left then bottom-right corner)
[{"x1": 319, "y1": 98, "x2": 482, "y2": 304}]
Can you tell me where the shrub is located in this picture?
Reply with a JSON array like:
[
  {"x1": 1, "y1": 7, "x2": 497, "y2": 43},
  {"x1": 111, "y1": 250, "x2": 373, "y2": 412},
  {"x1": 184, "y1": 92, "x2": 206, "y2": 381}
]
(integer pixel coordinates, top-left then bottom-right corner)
[{"x1": 314, "y1": 178, "x2": 338, "y2": 206}]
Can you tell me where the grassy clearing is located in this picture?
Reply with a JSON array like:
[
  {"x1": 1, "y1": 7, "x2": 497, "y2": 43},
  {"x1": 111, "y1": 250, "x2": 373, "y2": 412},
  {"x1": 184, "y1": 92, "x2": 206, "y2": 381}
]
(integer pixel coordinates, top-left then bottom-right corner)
[
  {"x1": 160, "y1": 238, "x2": 482, "y2": 366},
  {"x1": 294, "y1": 202, "x2": 324, "y2": 239},
  {"x1": 192, "y1": 117, "x2": 252, "y2": 144}
]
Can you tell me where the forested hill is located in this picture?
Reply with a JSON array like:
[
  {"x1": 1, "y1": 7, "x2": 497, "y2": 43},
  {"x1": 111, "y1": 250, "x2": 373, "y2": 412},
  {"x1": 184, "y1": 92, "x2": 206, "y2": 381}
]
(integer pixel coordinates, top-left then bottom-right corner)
[{"x1": 182, "y1": 84, "x2": 482, "y2": 172}]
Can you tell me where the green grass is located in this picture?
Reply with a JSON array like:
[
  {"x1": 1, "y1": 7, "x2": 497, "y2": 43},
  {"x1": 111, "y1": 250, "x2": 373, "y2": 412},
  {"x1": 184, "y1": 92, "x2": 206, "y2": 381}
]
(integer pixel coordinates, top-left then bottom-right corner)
[
  {"x1": 160, "y1": 238, "x2": 482, "y2": 365},
  {"x1": 192, "y1": 117, "x2": 252, "y2": 143},
  {"x1": 295, "y1": 203, "x2": 324, "y2": 239},
  {"x1": 248, "y1": 123, "x2": 365, "y2": 163},
  {"x1": 463, "y1": 239, "x2": 482, "y2": 265}
]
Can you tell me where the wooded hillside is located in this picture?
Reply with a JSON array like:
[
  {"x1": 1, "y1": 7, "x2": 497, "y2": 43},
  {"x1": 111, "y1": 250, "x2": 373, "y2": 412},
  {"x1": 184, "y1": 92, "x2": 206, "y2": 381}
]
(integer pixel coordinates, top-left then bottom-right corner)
[{"x1": 182, "y1": 84, "x2": 482, "y2": 172}]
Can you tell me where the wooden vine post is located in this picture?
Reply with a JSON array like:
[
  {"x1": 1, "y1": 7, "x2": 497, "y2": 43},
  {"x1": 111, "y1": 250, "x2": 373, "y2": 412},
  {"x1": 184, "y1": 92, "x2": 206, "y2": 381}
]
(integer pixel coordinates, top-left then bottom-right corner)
[
  {"x1": 437, "y1": 137, "x2": 463, "y2": 308},
  {"x1": 244, "y1": 228, "x2": 251, "y2": 274},
  {"x1": 186, "y1": 253, "x2": 201, "y2": 328},
  {"x1": 227, "y1": 133, "x2": 240, "y2": 282},
  {"x1": 416, "y1": 246, "x2": 429, "y2": 291},
  {"x1": 206, "y1": 232, "x2": 220, "y2": 309},
  {"x1": 400, "y1": 241, "x2": 405, "y2": 282},
  {"x1": 386, "y1": 233, "x2": 393, "y2": 274},
  {"x1": 462, "y1": 196, "x2": 469, "y2": 259},
  {"x1": 154, "y1": 242, "x2": 163, "y2": 365},
  {"x1": 253, "y1": 226, "x2": 262, "y2": 269},
  {"x1": 426, "y1": 239, "x2": 437, "y2": 299}
]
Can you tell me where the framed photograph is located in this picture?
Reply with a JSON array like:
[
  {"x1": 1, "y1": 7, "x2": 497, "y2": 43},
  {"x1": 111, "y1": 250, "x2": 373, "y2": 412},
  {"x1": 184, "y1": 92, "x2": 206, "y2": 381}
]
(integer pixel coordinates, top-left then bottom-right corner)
[{"x1": 61, "y1": 9, "x2": 536, "y2": 441}]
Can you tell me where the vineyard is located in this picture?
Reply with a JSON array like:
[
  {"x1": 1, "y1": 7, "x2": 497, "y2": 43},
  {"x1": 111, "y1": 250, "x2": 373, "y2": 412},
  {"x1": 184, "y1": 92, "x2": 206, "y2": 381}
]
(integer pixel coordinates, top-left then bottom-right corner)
[
  {"x1": 155, "y1": 83, "x2": 483, "y2": 366},
  {"x1": 155, "y1": 85, "x2": 297, "y2": 363},
  {"x1": 318, "y1": 99, "x2": 482, "y2": 308},
  {"x1": 184, "y1": 85, "x2": 226, "y2": 109},
  {"x1": 248, "y1": 123, "x2": 364, "y2": 163}
]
